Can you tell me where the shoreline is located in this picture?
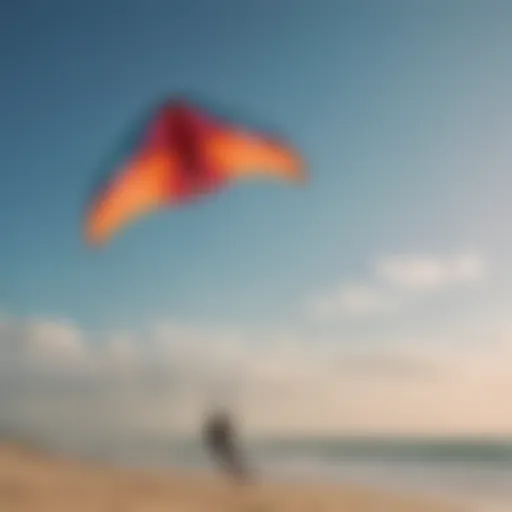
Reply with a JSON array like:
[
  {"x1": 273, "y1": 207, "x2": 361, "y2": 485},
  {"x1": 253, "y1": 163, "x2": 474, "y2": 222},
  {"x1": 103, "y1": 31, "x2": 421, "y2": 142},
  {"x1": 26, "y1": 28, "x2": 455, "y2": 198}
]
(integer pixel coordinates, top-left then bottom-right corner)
[{"x1": 0, "y1": 443, "x2": 465, "y2": 511}]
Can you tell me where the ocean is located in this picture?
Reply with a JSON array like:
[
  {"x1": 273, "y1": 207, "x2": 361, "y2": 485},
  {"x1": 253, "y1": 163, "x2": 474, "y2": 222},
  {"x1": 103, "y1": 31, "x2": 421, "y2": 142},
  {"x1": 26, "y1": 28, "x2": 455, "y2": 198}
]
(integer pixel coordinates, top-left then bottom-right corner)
[
  {"x1": 40, "y1": 434, "x2": 512, "y2": 511},
  {"x1": 248, "y1": 438, "x2": 512, "y2": 510}
]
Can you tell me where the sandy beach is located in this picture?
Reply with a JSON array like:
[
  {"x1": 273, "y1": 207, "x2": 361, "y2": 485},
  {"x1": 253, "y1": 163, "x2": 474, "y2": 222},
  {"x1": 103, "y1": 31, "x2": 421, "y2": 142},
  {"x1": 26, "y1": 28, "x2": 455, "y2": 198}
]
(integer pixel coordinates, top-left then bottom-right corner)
[{"x1": 0, "y1": 444, "x2": 466, "y2": 512}]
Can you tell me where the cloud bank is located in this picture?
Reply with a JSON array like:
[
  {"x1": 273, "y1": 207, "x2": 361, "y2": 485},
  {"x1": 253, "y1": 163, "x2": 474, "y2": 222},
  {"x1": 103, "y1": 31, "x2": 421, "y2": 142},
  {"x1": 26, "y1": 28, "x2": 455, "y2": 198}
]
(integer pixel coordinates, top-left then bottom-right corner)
[
  {"x1": 0, "y1": 249, "x2": 506, "y2": 456},
  {"x1": 1, "y1": 304, "x2": 511, "y2": 450}
]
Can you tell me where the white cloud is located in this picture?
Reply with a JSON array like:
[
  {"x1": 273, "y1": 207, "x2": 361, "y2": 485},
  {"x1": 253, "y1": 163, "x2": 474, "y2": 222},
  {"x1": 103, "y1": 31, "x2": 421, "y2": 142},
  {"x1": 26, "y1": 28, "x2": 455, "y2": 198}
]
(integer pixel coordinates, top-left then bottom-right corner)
[
  {"x1": 22, "y1": 319, "x2": 86, "y2": 365},
  {"x1": 307, "y1": 284, "x2": 398, "y2": 320},
  {"x1": 307, "y1": 250, "x2": 488, "y2": 321},
  {"x1": 376, "y1": 252, "x2": 487, "y2": 291},
  {"x1": 1, "y1": 312, "x2": 512, "y2": 451}
]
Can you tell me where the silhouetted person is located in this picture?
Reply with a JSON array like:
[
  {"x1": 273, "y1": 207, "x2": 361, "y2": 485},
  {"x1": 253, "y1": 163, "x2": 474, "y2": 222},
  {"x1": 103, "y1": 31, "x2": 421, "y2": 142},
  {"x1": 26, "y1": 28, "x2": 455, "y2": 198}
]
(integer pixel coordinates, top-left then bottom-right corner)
[{"x1": 203, "y1": 408, "x2": 248, "y2": 481}]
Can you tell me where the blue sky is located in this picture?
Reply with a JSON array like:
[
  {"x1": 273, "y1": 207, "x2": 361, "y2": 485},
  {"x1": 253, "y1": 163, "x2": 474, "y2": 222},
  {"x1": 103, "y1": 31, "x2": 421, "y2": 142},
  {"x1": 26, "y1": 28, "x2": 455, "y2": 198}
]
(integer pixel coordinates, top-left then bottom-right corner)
[
  {"x1": 3, "y1": 1, "x2": 512, "y2": 436},
  {"x1": 2, "y1": 0, "x2": 512, "y2": 335}
]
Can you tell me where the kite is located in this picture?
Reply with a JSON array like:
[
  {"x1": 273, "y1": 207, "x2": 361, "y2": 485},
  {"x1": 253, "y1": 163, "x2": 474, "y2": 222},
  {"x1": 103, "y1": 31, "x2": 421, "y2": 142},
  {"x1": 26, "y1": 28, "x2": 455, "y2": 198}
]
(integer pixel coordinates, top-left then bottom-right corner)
[{"x1": 84, "y1": 98, "x2": 306, "y2": 246}]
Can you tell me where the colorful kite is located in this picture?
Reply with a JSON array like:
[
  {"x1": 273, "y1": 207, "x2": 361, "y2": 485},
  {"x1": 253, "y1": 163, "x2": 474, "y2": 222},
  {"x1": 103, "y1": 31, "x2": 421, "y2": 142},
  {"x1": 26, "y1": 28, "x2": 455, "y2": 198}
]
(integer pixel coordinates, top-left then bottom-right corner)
[{"x1": 84, "y1": 98, "x2": 306, "y2": 246}]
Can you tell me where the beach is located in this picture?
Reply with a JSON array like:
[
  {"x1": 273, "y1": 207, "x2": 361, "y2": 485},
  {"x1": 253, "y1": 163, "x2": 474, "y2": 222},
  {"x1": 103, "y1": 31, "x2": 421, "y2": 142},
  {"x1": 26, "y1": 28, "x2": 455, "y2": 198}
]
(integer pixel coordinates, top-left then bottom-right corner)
[{"x1": 0, "y1": 443, "x2": 464, "y2": 512}]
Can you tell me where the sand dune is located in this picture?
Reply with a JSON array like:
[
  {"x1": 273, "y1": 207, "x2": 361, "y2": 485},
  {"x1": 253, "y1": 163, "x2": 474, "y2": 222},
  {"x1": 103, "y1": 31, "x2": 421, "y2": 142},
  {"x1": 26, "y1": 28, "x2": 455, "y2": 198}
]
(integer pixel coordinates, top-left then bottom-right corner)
[{"x1": 0, "y1": 444, "x2": 465, "y2": 511}]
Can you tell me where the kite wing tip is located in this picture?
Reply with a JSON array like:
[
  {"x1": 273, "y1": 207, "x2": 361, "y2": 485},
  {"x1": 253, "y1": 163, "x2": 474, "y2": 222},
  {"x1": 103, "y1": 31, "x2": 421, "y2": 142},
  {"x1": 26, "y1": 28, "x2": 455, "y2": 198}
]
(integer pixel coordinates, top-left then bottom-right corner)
[
  {"x1": 287, "y1": 154, "x2": 308, "y2": 184},
  {"x1": 83, "y1": 234, "x2": 103, "y2": 249},
  {"x1": 83, "y1": 220, "x2": 109, "y2": 249}
]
